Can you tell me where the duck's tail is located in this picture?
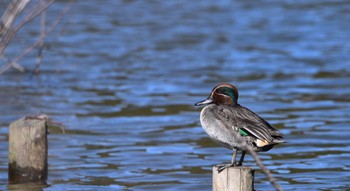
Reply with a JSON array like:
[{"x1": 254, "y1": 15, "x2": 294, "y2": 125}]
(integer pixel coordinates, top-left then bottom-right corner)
[{"x1": 272, "y1": 135, "x2": 286, "y2": 144}]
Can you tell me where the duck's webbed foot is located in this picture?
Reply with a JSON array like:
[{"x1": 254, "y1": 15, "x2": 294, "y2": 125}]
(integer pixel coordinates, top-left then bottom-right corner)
[
  {"x1": 217, "y1": 149, "x2": 246, "y2": 173},
  {"x1": 217, "y1": 162, "x2": 238, "y2": 173}
]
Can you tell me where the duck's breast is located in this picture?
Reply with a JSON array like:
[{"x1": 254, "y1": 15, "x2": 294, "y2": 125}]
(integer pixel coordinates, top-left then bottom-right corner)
[{"x1": 200, "y1": 105, "x2": 239, "y2": 150}]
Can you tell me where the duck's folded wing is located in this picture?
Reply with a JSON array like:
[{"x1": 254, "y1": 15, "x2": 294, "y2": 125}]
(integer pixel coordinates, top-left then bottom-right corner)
[
  {"x1": 239, "y1": 119, "x2": 274, "y2": 142},
  {"x1": 230, "y1": 105, "x2": 284, "y2": 143},
  {"x1": 213, "y1": 105, "x2": 285, "y2": 144}
]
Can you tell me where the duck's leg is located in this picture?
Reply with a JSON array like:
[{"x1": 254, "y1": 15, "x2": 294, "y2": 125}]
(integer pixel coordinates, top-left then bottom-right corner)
[
  {"x1": 237, "y1": 151, "x2": 246, "y2": 166},
  {"x1": 217, "y1": 149, "x2": 238, "y2": 173},
  {"x1": 231, "y1": 149, "x2": 238, "y2": 164}
]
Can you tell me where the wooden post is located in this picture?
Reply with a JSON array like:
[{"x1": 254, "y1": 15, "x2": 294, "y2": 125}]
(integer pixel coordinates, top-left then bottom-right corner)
[
  {"x1": 8, "y1": 117, "x2": 48, "y2": 184},
  {"x1": 213, "y1": 166, "x2": 254, "y2": 191}
]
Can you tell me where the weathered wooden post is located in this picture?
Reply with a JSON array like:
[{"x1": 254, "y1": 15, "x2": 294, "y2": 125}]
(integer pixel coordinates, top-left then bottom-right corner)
[
  {"x1": 8, "y1": 117, "x2": 48, "y2": 183},
  {"x1": 213, "y1": 166, "x2": 255, "y2": 191}
]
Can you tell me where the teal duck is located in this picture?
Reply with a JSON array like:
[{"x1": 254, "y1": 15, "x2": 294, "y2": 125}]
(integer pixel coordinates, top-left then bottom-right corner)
[{"x1": 195, "y1": 83, "x2": 285, "y2": 172}]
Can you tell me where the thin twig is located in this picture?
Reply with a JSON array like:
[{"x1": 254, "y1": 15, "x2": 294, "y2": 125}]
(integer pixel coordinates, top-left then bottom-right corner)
[
  {"x1": 14, "y1": 0, "x2": 55, "y2": 32},
  {"x1": 25, "y1": 114, "x2": 66, "y2": 134},
  {"x1": 0, "y1": 1, "x2": 72, "y2": 75},
  {"x1": 233, "y1": 134, "x2": 283, "y2": 190},
  {"x1": 244, "y1": 142, "x2": 283, "y2": 191},
  {"x1": 0, "y1": 0, "x2": 53, "y2": 54},
  {"x1": 0, "y1": 0, "x2": 30, "y2": 31},
  {"x1": 32, "y1": 10, "x2": 46, "y2": 76}
]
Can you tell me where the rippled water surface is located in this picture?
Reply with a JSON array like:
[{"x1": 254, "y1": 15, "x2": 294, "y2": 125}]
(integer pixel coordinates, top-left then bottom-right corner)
[{"x1": 1, "y1": 1, "x2": 350, "y2": 190}]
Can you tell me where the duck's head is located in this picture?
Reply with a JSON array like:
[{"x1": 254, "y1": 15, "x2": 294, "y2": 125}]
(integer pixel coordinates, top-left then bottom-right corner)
[{"x1": 195, "y1": 83, "x2": 239, "y2": 107}]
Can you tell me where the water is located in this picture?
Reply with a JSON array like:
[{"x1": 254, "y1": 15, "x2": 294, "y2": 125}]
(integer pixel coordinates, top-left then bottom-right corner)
[{"x1": 1, "y1": 0, "x2": 350, "y2": 190}]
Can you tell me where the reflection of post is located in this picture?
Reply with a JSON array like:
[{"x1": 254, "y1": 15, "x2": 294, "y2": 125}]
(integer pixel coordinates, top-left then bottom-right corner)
[
  {"x1": 9, "y1": 117, "x2": 48, "y2": 184},
  {"x1": 213, "y1": 166, "x2": 254, "y2": 191}
]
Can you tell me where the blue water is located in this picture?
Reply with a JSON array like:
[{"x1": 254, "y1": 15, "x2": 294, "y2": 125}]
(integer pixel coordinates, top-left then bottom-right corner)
[{"x1": 1, "y1": 1, "x2": 350, "y2": 190}]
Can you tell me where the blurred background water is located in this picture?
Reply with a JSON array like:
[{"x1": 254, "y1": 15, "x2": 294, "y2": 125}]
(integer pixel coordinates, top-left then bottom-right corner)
[{"x1": 0, "y1": 0, "x2": 350, "y2": 190}]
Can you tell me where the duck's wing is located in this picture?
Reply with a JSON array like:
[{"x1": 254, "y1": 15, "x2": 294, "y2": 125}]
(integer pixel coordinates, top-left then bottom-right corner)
[{"x1": 230, "y1": 105, "x2": 285, "y2": 144}]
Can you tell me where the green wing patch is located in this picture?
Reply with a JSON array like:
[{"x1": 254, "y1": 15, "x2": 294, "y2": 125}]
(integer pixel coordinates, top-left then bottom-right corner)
[{"x1": 239, "y1": 128, "x2": 249, "y2": 136}]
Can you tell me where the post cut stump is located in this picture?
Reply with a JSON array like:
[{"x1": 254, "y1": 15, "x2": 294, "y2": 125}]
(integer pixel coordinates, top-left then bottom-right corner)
[
  {"x1": 9, "y1": 117, "x2": 48, "y2": 183},
  {"x1": 213, "y1": 165, "x2": 255, "y2": 191}
]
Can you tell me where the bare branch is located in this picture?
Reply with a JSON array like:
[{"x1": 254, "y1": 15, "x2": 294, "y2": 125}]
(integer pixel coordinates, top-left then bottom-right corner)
[
  {"x1": 14, "y1": 0, "x2": 55, "y2": 32},
  {"x1": 32, "y1": 11, "x2": 46, "y2": 76},
  {"x1": 0, "y1": 0, "x2": 73, "y2": 75},
  {"x1": 0, "y1": 0, "x2": 31, "y2": 54},
  {"x1": 0, "y1": 0, "x2": 30, "y2": 35},
  {"x1": 0, "y1": 0, "x2": 54, "y2": 60}
]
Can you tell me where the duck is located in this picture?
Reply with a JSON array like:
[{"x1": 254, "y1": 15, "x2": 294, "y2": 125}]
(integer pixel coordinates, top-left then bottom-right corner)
[{"x1": 195, "y1": 83, "x2": 285, "y2": 172}]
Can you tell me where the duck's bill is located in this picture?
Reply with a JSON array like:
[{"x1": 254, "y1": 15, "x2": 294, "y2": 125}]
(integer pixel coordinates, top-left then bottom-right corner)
[{"x1": 194, "y1": 98, "x2": 213, "y2": 106}]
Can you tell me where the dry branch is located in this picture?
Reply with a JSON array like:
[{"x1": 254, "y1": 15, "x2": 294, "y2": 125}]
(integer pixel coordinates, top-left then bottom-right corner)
[{"x1": 0, "y1": 0, "x2": 72, "y2": 75}]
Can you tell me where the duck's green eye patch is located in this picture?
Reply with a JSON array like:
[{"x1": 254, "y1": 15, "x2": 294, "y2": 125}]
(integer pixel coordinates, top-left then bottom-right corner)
[{"x1": 216, "y1": 87, "x2": 236, "y2": 100}]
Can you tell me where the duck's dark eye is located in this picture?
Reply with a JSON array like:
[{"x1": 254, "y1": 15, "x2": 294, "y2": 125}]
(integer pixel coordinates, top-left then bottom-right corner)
[{"x1": 215, "y1": 88, "x2": 225, "y2": 95}]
